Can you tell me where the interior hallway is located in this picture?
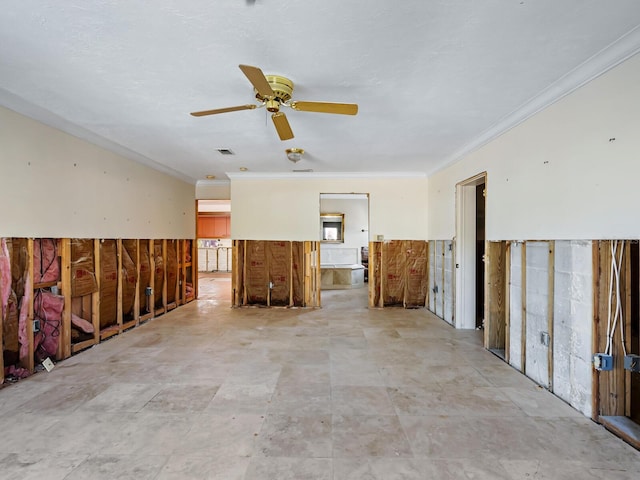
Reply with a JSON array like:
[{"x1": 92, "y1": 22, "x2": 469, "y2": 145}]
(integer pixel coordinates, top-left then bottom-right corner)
[{"x1": 0, "y1": 275, "x2": 639, "y2": 479}]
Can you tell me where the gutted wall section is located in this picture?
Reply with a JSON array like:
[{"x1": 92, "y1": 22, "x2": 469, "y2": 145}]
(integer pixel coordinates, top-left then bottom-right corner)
[
  {"x1": 506, "y1": 240, "x2": 593, "y2": 417},
  {"x1": 427, "y1": 240, "x2": 455, "y2": 325}
]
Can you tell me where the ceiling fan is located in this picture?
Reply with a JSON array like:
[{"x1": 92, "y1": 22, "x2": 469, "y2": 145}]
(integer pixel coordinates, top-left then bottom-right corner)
[{"x1": 190, "y1": 64, "x2": 358, "y2": 141}]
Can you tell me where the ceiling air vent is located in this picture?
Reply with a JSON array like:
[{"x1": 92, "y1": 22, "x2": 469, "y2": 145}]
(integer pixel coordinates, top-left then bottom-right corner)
[
  {"x1": 217, "y1": 148, "x2": 235, "y2": 155},
  {"x1": 293, "y1": 169, "x2": 313, "y2": 172}
]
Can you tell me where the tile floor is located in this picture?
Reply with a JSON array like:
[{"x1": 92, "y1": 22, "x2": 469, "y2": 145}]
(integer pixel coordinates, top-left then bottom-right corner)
[{"x1": 0, "y1": 273, "x2": 639, "y2": 479}]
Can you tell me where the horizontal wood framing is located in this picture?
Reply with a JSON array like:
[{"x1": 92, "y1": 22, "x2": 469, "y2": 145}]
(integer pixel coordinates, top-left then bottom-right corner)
[{"x1": 1, "y1": 237, "x2": 195, "y2": 379}]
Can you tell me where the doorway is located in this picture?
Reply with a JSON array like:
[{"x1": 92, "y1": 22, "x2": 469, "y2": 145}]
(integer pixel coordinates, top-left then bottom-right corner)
[
  {"x1": 455, "y1": 173, "x2": 486, "y2": 330},
  {"x1": 196, "y1": 199, "x2": 232, "y2": 300},
  {"x1": 319, "y1": 193, "x2": 370, "y2": 307}
]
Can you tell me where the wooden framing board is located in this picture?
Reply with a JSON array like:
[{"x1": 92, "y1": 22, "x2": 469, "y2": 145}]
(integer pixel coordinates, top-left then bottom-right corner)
[
  {"x1": 521, "y1": 242, "x2": 527, "y2": 373},
  {"x1": 157, "y1": 239, "x2": 168, "y2": 316},
  {"x1": 59, "y1": 238, "x2": 72, "y2": 360},
  {"x1": 484, "y1": 241, "x2": 507, "y2": 353},
  {"x1": 592, "y1": 240, "x2": 626, "y2": 418},
  {"x1": 368, "y1": 241, "x2": 379, "y2": 308},
  {"x1": 24, "y1": 239, "x2": 35, "y2": 372},
  {"x1": 504, "y1": 242, "x2": 511, "y2": 364},
  {"x1": 98, "y1": 239, "x2": 119, "y2": 340},
  {"x1": 624, "y1": 242, "x2": 632, "y2": 418},
  {"x1": 116, "y1": 239, "x2": 124, "y2": 328},
  {"x1": 441, "y1": 240, "x2": 446, "y2": 317},
  {"x1": 315, "y1": 242, "x2": 321, "y2": 307},
  {"x1": 120, "y1": 239, "x2": 138, "y2": 332},
  {"x1": 166, "y1": 240, "x2": 178, "y2": 312},
  {"x1": 139, "y1": 239, "x2": 153, "y2": 323}
]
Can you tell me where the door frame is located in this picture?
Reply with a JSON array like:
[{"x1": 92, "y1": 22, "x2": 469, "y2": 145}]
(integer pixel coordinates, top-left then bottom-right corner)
[{"x1": 455, "y1": 172, "x2": 487, "y2": 330}]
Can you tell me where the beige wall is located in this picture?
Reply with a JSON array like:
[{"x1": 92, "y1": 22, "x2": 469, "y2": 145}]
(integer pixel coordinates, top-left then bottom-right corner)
[
  {"x1": 231, "y1": 175, "x2": 428, "y2": 241},
  {"x1": 196, "y1": 181, "x2": 231, "y2": 200},
  {"x1": 1, "y1": 106, "x2": 195, "y2": 239},
  {"x1": 428, "y1": 52, "x2": 640, "y2": 241}
]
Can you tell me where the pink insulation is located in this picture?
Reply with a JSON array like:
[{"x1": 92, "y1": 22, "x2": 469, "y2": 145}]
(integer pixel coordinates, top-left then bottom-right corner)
[
  {"x1": 18, "y1": 274, "x2": 32, "y2": 362},
  {"x1": 71, "y1": 313, "x2": 94, "y2": 334},
  {"x1": 33, "y1": 290, "x2": 64, "y2": 360},
  {"x1": 1, "y1": 238, "x2": 10, "y2": 320},
  {"x1": 34, "y1": 239, "x2": 59, "y2": 284}
]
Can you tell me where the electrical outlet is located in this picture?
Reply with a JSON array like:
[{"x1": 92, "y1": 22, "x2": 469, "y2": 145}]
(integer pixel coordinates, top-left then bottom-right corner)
[
  {"x1": 33, "y1": 318, "x2": 41, "y2": 333},
  {"x1": 593, "y1": 353, "x2": 613, "y2": 371},
  {"x1": 42, "y1": 357, "x2": 55, "y2": 372},
  {"x1": 540, "y1": 332, "x2": 550, "y2": 347},
  {"x1": 624, "y1": 354, "x2": 640, "y2": 373},
  {"x1": 145, "y1": 286, "x2": 153, "y2": 296}
]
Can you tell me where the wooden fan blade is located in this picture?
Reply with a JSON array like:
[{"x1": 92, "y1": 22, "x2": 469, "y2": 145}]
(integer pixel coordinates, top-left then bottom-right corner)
[
  {"x1": 239, "y1": 64, "x2": 275, "y2": 98},
  {"x1": 190, "y1": 104, "x2": 257, "y2": 116},
  {"x1": 290, "y1": 101, "x2": 358, "y2": 115},
  {"x1": 272, "y1": 112, "x2": 294, "y2": 141}
]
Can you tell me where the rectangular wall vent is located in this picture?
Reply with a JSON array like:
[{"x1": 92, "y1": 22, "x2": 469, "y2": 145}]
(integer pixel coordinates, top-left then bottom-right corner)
[{"x1": 217, "y1": 149, "x2": 235, "y2": 155}]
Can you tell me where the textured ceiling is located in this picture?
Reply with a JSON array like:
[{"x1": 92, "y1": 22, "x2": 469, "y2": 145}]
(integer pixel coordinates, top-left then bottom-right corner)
[{"x1": 1, "y1": 1, "x2": 640, "y2": 184}]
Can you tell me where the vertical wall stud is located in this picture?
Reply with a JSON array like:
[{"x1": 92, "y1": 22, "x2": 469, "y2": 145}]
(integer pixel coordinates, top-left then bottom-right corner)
[
  {"x1": 24, "y1": 239, "x2": 35, "y2": 372},
  {"x1": 505, "y1": 242, "x2": 511, "y2": 364},
  {"x1": 547, "y1": 241, "x2": 555, "y2": 392},
  {"x1": 521, "y1": 242, "x2": 527, "y2": 373}
]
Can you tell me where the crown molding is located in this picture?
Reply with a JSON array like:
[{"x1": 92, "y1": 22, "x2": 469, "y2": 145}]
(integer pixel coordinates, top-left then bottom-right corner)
[
  {"x1": 0, "y1": 89, "x2": 197, "y2": 184},
  {"x1": 434, "y1": 25, "x2": 640, "y2": 175},
  {"x1": 225, "y1": 171, "x2": 428, "y2": 180},
  {"x1": 196, "y1": 179, "x2": 231, "y2": 187}
]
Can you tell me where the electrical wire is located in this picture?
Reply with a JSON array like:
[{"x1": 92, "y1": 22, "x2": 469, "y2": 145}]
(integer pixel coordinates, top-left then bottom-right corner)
[
  {"x1": 605, "y1": 241, "x2": 616, "y2": 355},
  {"x1": 618, "y1": 240, "x2": 628, "y2": 356},
  {"x1": 606, "y1": 240, "x2": 628, "y2": 357}
]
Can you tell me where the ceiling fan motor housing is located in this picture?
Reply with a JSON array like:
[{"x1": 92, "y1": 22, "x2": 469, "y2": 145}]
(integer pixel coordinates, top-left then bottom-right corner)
[{"x1": 255, "y1": 75, "x2": 294, "y2": 109}]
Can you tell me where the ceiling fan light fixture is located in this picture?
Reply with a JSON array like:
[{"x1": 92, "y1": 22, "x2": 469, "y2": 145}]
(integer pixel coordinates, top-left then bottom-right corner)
[
  {"x1": 265, "y1": 98, "x2": 280, "y2": 112},
  {"x1": 286, "y1": 148, "x2": 304, "y2": 163}
]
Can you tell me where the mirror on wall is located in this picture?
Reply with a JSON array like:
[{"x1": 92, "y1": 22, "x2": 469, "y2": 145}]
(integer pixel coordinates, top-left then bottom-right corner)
[{"x1": 320, "y1": 213, "x2": 344, "y2": 243}]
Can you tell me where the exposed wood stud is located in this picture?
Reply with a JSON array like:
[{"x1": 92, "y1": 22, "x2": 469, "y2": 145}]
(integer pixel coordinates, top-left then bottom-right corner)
[
  {"x1": 92, "y1": 239, "x2": 101, "y2": 345},
  {"x1": 547, "y1": 241, "x2": 555, "y2": 392},
  {"x1": 60, "y1": 238, "x2": 72, "y2": 360},
  {"x1": 117, "y1": 239, "x2": 124, "y2": 331},
  {"x1": 24, "y1": 239, "x2": 35, "y2": 373},
  {"x1": 505, "y1": 241, "x2": 511, "y2": 364},
  {"x1": 521, "y1": 242, "x2": 527, "y2": 373}
]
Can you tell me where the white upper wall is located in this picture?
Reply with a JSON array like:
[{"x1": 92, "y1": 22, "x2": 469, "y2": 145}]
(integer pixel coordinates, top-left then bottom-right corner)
[
  {"x1": 230, "y1": 175, "x2": 428, "y2": 241},
  {"x1": 429, "y1": 52, "x2": 640, "y2": 241},
  {"x1": 1, "y1": 106, "x2": 195, "y2": 239}
]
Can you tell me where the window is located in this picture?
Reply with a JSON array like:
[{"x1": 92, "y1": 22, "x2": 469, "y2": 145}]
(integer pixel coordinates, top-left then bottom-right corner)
[{"x1": 320, "y1": 213, "x2": 344, "y2": 243}]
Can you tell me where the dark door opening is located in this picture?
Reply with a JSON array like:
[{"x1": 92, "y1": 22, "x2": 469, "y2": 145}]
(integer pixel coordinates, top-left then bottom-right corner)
[{"x1": 475, "y1": 183, "x2": 486, "y2": 329}]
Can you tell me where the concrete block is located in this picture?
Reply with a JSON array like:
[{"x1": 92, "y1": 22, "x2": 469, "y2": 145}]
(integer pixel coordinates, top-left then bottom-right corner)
[
  {"x1": 527, "y1": 268, "x2": 549, "y2": 295},
  {"x1": 509, "y1": 285, "x2": 522, "y2": 371},
  {"x1": 526, "y1": 242, "x2": 550, "y2": 269}
]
